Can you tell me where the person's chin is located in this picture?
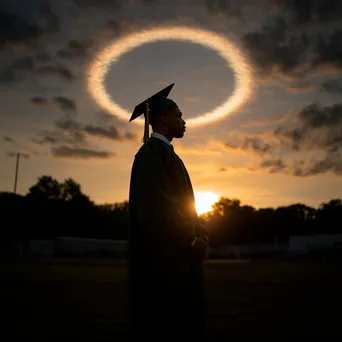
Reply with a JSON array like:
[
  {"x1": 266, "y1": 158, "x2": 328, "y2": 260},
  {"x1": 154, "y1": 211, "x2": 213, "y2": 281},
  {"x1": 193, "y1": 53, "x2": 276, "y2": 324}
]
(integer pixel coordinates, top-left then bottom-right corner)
[{"x1": 175, "y1": 131, "x2": 185, "y2": 138}]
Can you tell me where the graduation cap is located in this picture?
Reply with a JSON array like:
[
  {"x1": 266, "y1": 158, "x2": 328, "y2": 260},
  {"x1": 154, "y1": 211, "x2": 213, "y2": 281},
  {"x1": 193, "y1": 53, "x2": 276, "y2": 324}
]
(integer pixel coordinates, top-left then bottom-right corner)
[{"x1": 129, "y1": 83, "x2": 177, "y2": 142}]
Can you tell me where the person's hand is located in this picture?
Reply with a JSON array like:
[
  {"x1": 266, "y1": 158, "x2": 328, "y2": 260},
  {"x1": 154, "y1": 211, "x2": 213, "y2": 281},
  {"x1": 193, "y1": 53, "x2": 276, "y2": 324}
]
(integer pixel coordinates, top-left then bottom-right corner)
[
  {"x1": 196, "y1": 218, "x2": 209, "y2": 241},
  {"x1": 191, "y1": 237, "x2": 207, "y2": 260}
]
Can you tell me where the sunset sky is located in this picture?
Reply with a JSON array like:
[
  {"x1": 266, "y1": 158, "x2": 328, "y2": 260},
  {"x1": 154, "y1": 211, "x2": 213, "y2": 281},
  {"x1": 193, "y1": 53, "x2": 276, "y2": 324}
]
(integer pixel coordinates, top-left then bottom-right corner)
[{"x1": 1, "y1": 0, "x2": 342, "y2": 209}]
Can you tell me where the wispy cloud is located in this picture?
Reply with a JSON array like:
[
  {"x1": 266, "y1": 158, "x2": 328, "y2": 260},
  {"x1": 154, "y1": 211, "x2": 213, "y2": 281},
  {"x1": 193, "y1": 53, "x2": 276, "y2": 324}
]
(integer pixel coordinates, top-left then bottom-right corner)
[
  {"x1": 31, "y1": 117, "x2": 136, "y2": 159},
  {"x1": 7, "y1": 152, "x2": 30, "y2": 159},
  {"x1": 3, "y1": 136, "x2": 15, "y2": 144},
  {"x1": 286, "y1": 84, "x2": 320, "y2": 94},
  {"x1": 241, "y1": 13, "x2": 342, "y2": 82},
  {"x1": 321, "y1": 78, "x2": 342, "y2": 94},
  {"x1": 51, "y1": 145, "x2": 114, "y2": 159},
  {"x1": 30, "y1": 96, "x2": 77, "y2": 112}
]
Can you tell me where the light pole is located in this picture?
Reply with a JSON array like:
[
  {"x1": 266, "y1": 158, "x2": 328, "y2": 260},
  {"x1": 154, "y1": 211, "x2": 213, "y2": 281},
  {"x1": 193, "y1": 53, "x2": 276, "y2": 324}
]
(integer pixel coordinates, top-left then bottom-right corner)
[{"x1": 14, "y1": 152, "x2": 20, "y2": 194}]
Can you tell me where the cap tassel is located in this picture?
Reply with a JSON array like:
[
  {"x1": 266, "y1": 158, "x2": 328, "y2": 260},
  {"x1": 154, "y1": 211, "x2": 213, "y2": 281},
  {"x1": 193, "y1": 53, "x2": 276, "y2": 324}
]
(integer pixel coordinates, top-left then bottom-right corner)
[{"x1": 143, "y1": 101, "x2": 150, "y2": 143}]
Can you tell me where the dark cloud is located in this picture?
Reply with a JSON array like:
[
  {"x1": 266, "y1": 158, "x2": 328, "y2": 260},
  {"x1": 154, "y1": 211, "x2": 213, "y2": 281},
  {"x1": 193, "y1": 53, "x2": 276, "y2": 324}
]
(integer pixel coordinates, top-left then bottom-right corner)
[
  {"x1": 104, "y1": 20, "x2": 122, "y2": 35},
  {"x1": 7, "y1": 152, "x2": 30, "y2": 159},
  {"x1": 72, "y1": 0, "x2": 158, "y2": 7},
  {"x1": 84, "y1": 125, "x2": 119, "y2": 140},
  {"x1": 273, "y1": 103, "x2": 342, "y2": 156},
  {"x1": 303, "y1": 152, "x2": 342, "y2": 176},
  {"x1": 0, "y1": 1, "x2": 59, "y2": 50},
  {"x1": 0, "y1": 70, "x2": 16, "y2": 84},
  {"x1": 72, "y1": 0, "x2": 126, "y2": 9},
  {"x1": 52, "y1": 97, "x2": 77, "y2": 111},
  {"x1": 36, "y1": 65, "x2": 74, "y2": 81},
  {"x1": 3, "y1": 136, "x2": 20, "y2": 149},
  {"x1": 51, "y1": 145, "x2": 114, "y2": 159},
  {"x1": 34, "y1": 130, "x2": 86, "y2": 146},
  {"x1": 273, "y1": 103, "x2": 342, "y2": 153},
  {"x1": 241, "y1": 17, "x2": 311, "y2": 79},
  {"x1": 0, "y1": 57, "x2": 35, "y2": 84},
  {"x1": 0, "y1": 59, "x2": 73, "y2": 86},
  {"x1": 56, "y1": 38, "x2": 94, "y2": 60},
  {"x1": 312, "y1": 29, "x2": 342, "y2": 72},
  {"x1": 0, "y1": 10, "x2": 41, "y2": 49},
  {"x1": 260, "y1": 153, "x2": 342, "y2": 177},
  {"x1": 274, "y1": 126, "x2": 307, "y2": 151},
  {"x1": 38, "y1": 0, "x2": 60, "y2": 33},
  {"x1": 55, "y1": 118, "x2": 82, "y2": 131},
  {"x1": 73, "y1": 0, "x2": 157, "y2": 11},
  {"x1": 96, "y1": 111, "x2": 119, "y2": 123},
  {"x1": 286, "y1": 84, "x2": 319, "y2": 93},
  {"x1": 33, "y1": 118, "x2": 135, "y2": 159},
  {"x1": 54, "y1": 118, "x2": 135, "y2": 141},
  {"x1": 241, "y1": 13, "x2": 342, "y2": 80},
  {"x1": 84, "y1": 124, "x2": 137, "y2": 141},
  {"x1": 56, "y1": 50, "x2": 72, "y2": 59},
  {"x1": 224, "y1": 100, "x2": 342, "y2": 176},
  {"x1": 124, "y1": 131, "x2": 136, "y2": 140},
  {"x1": 35, "y1": 52, "x2": 51, "y2": 62},
  {"x1": 95, "y1": 111, "x2": 139, "y2": 139},
  {"x1": 260, "y1": 158, "x2": 286, "y2": 173},
  {"x1": 12, "y1": 57, "x2": 35, "y2": 72},
  {"x1": 34, "y1": 119, "x2": 86, "y2": 146},
  {"x1": 205, "y1": 0, "x2": 242, "y2": 19},
  {"x1": 3, "y1": 136, "x2": 15, "y2": 144},
  {"x1": 298, "y1": 102, "x2": 342, "y2": 129},
  {"x1": 29, "y1": 96, "x2": 77, "y2": 112},
  {"x1": 277, "y1": 0, "x2": 342, "y2": 24},
  {"x1": 321, "y1": 78, "x2": 342, "y2": 93},
  {"x1": 225, "y1": 136, "x2": 273, "y2": 155},
  {"x1": 30, "y1": 96, "x2": 50, "y2": 106},
  {"x1": 34, "y1": 135, "x2": 59, "y2": 145},
  {"x1": 270, "y1": 102, "x2": 342, "y2": 155}
]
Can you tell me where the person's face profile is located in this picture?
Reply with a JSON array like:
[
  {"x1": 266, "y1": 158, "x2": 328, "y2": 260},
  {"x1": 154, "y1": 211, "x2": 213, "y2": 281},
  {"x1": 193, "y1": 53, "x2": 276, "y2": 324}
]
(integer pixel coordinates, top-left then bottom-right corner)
[{"x1": 168, "y1": 107, "x2": 186, "y2": 138}]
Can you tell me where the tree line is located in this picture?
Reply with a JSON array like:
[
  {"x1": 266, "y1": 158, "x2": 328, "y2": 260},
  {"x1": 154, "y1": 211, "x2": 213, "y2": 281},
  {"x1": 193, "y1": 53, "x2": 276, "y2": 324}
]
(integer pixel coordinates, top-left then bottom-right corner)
[{"x1": 1, "y1": 175, "x2": 341, "y2": 246}]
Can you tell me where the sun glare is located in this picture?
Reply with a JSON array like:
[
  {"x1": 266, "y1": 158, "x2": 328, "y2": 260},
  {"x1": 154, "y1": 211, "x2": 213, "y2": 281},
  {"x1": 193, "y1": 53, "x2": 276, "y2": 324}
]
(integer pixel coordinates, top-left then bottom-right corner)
[{"x1": 194, "y1": 191, "x2": 220, "y2": 216}]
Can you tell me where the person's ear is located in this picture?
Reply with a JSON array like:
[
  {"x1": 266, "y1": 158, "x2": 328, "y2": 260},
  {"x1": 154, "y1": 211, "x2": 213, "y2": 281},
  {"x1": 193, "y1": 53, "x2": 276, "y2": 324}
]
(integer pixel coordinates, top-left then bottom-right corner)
[{"x1": 160, "y1": 111, "x2": 171, "y2": 124}]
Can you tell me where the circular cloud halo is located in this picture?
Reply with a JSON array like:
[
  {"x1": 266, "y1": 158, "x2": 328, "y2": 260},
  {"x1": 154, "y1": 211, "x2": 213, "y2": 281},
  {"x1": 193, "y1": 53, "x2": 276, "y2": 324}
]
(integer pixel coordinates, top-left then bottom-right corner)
[{"x1": 87, "y1": 26, "x2": 253, "y2": 127}]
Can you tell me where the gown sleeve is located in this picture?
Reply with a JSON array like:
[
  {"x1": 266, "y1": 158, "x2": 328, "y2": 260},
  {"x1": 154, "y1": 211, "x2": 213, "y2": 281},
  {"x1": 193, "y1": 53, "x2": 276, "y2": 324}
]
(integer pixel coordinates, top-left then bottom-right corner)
[{"x1": 195, "y1": 217, "x2": 209, "y2": 244}]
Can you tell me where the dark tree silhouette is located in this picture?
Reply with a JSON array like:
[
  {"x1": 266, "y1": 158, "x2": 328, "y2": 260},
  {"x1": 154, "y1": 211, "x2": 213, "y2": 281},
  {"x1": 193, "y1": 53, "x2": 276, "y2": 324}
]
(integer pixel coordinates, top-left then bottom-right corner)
[
  {"x1": 27, "y1": 175, "x2": 62, "y2": 200},
  {"x1": 62, "y1": 178, "x2": 83, "y2": 201},
  {"x1": 1, "y1": 177, "x2": 341, "y2": 248}
]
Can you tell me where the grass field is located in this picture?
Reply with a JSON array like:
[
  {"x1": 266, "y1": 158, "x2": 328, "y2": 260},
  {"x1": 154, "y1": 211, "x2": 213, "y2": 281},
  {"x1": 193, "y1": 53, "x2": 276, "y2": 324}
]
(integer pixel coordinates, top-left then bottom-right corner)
[{"x1": 1, "y1": 258, "x2": 342, "y2": 341}]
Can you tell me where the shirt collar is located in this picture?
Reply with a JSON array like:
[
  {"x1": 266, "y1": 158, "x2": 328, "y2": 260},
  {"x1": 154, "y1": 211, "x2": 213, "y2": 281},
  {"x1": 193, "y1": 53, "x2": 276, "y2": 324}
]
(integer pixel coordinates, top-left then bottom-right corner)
[{"x1": 150, "y1": 132, "x2": 172, "y2": 147}]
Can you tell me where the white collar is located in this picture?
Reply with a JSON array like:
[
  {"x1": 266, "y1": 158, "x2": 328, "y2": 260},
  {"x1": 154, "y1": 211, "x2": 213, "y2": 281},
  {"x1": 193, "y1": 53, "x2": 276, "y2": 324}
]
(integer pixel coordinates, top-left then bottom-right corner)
[{"x1": 150, "y1": 132, "x2": 172, "y2": 146}]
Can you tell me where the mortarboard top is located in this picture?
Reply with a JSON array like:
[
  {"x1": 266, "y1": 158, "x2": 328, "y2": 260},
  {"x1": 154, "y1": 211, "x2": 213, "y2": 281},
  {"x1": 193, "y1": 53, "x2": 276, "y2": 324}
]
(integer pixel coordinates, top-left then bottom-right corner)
[
  {"x1": 129, "y1": 83, "x2": 176, "y2": 122},
  {"x1": 129, "y1": 83, "x2": 178, "y2": 142}
]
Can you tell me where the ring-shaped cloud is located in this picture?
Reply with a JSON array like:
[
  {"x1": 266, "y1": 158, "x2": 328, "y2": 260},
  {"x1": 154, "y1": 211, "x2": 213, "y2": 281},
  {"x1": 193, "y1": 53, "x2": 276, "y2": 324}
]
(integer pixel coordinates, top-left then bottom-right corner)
[{"x1": 87, "y1": 26, "x2": 253, "y2": 127}]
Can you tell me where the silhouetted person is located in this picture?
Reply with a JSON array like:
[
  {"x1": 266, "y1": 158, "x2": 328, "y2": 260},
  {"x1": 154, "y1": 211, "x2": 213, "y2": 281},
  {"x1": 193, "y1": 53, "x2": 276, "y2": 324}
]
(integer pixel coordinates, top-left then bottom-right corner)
[{"x1": 128, "y1": 84, "x2": 209, "y2": 341}]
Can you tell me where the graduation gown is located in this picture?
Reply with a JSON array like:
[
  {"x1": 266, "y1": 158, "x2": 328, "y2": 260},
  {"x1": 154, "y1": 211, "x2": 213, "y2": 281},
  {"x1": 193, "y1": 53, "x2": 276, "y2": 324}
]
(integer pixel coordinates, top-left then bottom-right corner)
[{"x1": 128, "y1": 136, "x2": 208, "y2": 341}]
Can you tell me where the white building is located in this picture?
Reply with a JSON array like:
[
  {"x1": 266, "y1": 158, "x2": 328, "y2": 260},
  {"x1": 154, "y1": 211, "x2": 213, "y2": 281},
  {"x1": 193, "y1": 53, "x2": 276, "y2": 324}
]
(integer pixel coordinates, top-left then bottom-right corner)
[
  {"x1": 54, "y1": 236, "x2": 128, "y2": 256},
  {"x1": 288, "y1": 234, "x2": 342, "y2": 256},
  {"x1": 2, "y1": 234, "x2": 342, "y2": 259}
]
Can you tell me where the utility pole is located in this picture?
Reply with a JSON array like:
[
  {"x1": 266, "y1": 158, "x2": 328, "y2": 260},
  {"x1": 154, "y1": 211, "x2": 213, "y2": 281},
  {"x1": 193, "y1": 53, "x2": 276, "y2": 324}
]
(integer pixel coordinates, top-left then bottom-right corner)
[{"x1": 14, "y1": 152, "x2": 20, "y2": 194}]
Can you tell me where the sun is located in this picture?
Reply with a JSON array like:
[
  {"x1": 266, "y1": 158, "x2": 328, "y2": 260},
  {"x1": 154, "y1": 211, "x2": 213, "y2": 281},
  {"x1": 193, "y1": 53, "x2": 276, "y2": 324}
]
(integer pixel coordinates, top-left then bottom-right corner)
[{"x1": 194, "y1": 191, "x2": 220, "y2": 216}]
